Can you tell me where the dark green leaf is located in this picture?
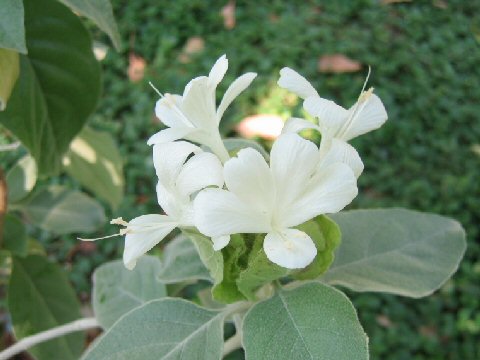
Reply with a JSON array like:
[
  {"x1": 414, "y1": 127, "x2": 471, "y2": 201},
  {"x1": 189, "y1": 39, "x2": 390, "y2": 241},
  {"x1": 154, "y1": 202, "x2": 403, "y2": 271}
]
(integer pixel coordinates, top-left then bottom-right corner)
[
  {"x1": 8, "y1": 255, "x2": 83, "y2": 360},
  {"x1": 6, "y1": 154, "x2": 37, "y2": 203},
  {"x1": 2, "y1": 213, "x2": 28, "y2": 256},
  {"x1": 0, "y1": 0, "x2": 101, "y2": 175}
]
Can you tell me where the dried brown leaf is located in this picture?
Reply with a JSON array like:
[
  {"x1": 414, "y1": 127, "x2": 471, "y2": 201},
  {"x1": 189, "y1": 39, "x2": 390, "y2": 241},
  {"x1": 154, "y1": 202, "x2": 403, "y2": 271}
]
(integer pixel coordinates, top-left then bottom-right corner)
[
  {"x1": 318, "y1": 54, "x2": 362, "y2": 73},
  {"x1": 128, "y1": 52, "x2": 146, "y2": 82},
  {"x1": 220, "y1": 0, "x2": 236, "y2": 30},
  {"x1": 178, "y1": 37, "x2": 205, "y2": 63}
]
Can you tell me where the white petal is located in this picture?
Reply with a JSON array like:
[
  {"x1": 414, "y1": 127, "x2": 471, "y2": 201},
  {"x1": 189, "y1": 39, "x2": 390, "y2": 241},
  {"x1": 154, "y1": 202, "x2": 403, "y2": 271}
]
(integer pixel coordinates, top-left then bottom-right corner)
[
  {"x1": 194, "y1": 188, "x2": 271, "y2": 237},
  {"x1": 270, "y1": 134, "x2": 319, "y2": 212},
  {"x1": 147, "y1": 127, "x2": 195, "y2": 146},
  {"x1": 303, "y1": 96, "x2": 348, "y2": 137},
  {"x1": 153, "y1": 141, "x2": 201, "y2": 181},
  {"x1": 212, "y1": 235, "x2": 230, "y2": 251},
  {"x1": 223, "y1": 147, "x2": 275, "y2": 215},
  {"x1": 281, "y1": 117, "x2": 320, "y2": 134},
  {"x1": 208, "y1": 54, "x2": 228, "y2": 89},
  {"x1": 154, "y1": 94, "x2": 190, "y2": 128},
  {"x1": 182, "y1": 77, "x2": 217, "y2": 130},
  {"x1": 156, "y1": 181, "x2": 185, "y2": 219},
  {"x1": 282, "y1": 163, "x2": 358, "y2": 227},
  {"x1": 123, "y1": 215, "x2": 177, "y2": 270},
  {"x1": 340, "y1": 93, "x2": 388, "y2": 141},
  {"x1": 277, "y1": 67, "x2": 318, "y2": 99},
  {"x1": 320, "y1": 139, "x2": 364, "y2": 178},
  {"x1": 217, "y1": 72, "x2": 257, "y2": 122},
  {"x1": 264, "y1": 229, "x2": 317, "y2": 269},
  {"x1": 176, "y1": 152, "x2": 224, "y2": 197}
]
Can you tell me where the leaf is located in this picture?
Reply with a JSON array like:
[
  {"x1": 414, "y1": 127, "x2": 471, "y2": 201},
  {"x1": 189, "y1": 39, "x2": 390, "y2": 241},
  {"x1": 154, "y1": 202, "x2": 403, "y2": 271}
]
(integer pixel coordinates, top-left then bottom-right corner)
[
  {"x1": 0, "y1": 0, "x2": 26, "y2": 53},
  {"x1": 92, "y1": 256, "x2": 167, "y2": 329},
  {"x1": 324, "y1": 208, "x2": 467, "y2": 297},
  {"x1": 6, "y1": 154, "x2": 37, "y2": 203},
  {"x1": 83, "y1": 298, "x2": 225, "y2": 360},
  {"x1": 0, "y1": 0, "x2": 101, "y2": 175},
  {"x1": 236, "y1": 234, "x2": 289, "y2": 301},
  {"x1": 21, "y1": 185, "x2": 106, "y2": 234},
  {"x1": 292, "y1": 215, "x2": 341, "y2": 280},
  {"x1": 8, "y1": 255, "x2": 83, "y2": 360},
  {"x1": 158, "y1": 234, "x2": 211, "y2": 283},
  {"x1": 243, "y1": 282, "x2": 368, "y2": 360},
  {"x1": 57, "y1": 0, "x2": 121, "y2": 50},
  {"x1": 63, "y1": 126, "x2": 124, "y2": 209},
  {"x1": 2, "y1": 213, "x2": 28, "y2": 256},
  {"x1": 0, "y1": 48, "x2": 20, "y2": 110},
  {"x1": 182, "y1": 229, "x2": 223, "y2": 285},
  {"x1": 318, "y1": 54, "x2": 362, "y2": 73}
]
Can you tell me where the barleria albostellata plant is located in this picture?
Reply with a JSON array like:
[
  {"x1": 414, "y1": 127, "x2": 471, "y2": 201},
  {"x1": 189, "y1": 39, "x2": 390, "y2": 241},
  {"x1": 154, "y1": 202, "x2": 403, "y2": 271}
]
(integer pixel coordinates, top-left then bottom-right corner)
[{"x1": 3, "y1": 55, "x2": 465, "y2": 360}]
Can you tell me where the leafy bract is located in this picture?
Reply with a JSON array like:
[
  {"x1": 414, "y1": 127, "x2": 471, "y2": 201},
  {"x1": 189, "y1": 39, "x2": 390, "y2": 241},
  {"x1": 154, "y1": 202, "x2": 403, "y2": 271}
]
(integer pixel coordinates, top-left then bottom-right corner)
[
  {"x1": 0, "y1": 0, "x2": 26, "y2": 53},
  {"x1": 8, "y1": 255, "x2": 83, "y2": 360},
  {"x1": 243, "y1": 282, "x2": 368, "y2": 360},
  {"x1": 158, "y1": 234, "x2": 211, "y2": 283},
  {"x1": 0, "y1": 48, "x2": 20, "y2": 110},
  {"x1": 223, "y1": 138, "x2": 269, "y2": 159},
  {"x1": 6, "y1": 154, "x2": 37, "y2": 203},
  {"x1": 83, "y1": 299, "x2": 224, "y2": 360},
  {"x1": 0, "y1": 0, "x2": 101, "y2": 175},
  {"x1": 21, "y1": 185, "x2": 106, "y2": 234},
  {"x1": 325, "y1": 208, "x2": 467, "y2": 297},
  {"x1": 63, "y1": 126, "x2": 124, "y2": 209},
  {"x1": 92, "y1": 256, "x2": 167, "y2": 329},
  {"x1": 58, "y1": 0, "x2": 121, "y2": 50}
]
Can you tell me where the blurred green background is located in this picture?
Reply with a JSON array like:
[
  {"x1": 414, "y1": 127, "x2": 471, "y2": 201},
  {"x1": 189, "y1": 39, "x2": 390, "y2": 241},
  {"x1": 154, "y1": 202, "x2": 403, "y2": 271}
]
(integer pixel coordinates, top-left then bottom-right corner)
[{"x1": 9, "y1": 0, "x2": 480, "y2": 359}]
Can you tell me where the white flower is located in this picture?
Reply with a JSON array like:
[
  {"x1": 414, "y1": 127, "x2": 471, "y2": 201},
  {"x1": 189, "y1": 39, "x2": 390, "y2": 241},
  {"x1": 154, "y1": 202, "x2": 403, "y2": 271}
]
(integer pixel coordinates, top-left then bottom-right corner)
[
  {"x1": 278, "y1": 67, "x2": 388, "y2": 178},
  {"x1": 83, "y1": 141, "x2": 224, "y2": 270},
  {"x1": 147, "y1": 55, "x2": 257, "y2": 162},
  {"x1": 194, "y1": 133, "x2": 358, "y2": 269}
]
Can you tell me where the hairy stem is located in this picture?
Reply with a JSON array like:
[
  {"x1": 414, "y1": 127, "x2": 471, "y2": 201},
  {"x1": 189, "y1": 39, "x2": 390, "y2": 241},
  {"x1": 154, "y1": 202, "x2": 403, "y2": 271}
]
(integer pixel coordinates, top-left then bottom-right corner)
[
  {"x1": 0, "y1": 317, "x2": 99, "y2": 360},
  {"x1": 222, "y1": 331, "x2": 243, "y2": 358}
]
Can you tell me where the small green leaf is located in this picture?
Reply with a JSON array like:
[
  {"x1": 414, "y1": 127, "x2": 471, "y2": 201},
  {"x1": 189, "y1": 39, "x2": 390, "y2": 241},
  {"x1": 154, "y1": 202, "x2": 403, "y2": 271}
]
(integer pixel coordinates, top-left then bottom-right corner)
[
  {"x1": 325, "y1": 208, "x2": 467, "y2": 297},
  {"x1": 92, "y1": 256, "x2": 167, "y2": 329},
  {"x1": 63, "y1": 126, "x2": 124, "y2": 209},
  {"x1": 0, "y1": 0, "x2": 101, "y2": 175},
  {"x1": 236, "y1": 234, "x2": 289, "y2": 300},
  {"x1": 182, "y1": 229, "x2": 223, "y2": 285},
  {"x1": 212, "y1": 234, "x2": 248, "y2": 303},
  {"x1": 58, "y1": 0, "x2": 121, "y2": 50},
  {"x1": 223, "y1": 138, "x2": 269, "y2": 159},
  {"x1": 243, "y1": 282, "x2": 368, "y2": 360},
  {"x1": 8, "y1": 255, "x2": 83, "y2": 360},
  {"x1": 6, "y1": 154, "x2": 37, "y2": 203},
  {"x1": 0, "y1": 48, "x2": 20, "y2": 110},
  {"x1": 83, "y1": 298, "x2": 225, "y2": 360},
  {"x1": 0, "y1": 0, "x2": 26, "y2": 53},
  {"x1": 292, "y1": 215, "x2": 341, "y2": 280},
  {"x1": 2, "y1": 213, "x2": 28, "y2": 256},
  {"x1": 21, "y1": 185, "x2": 106, "y2": 234},
  {"x1": 158, "y1": 234, "x2": 211, "y2": 283}
]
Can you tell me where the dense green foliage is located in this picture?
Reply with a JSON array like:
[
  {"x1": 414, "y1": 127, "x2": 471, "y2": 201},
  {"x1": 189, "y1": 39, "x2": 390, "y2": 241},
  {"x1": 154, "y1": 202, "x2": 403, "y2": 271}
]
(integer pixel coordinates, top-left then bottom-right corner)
[{"x1": 82, "y1": 1, "x2": 477, "y2": 359}]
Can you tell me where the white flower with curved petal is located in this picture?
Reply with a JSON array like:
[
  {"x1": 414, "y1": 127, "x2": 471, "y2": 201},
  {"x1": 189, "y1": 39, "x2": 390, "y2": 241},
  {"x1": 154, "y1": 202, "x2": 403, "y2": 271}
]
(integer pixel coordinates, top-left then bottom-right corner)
[
  {"x1": 83, "y1": 141, "x2": 224, "y2": 270},
  {"x1": 278, "y1": 67, "x2": 388, "y2": 178},
  {"x1": 194, "y1": 133, "x2": 358, "y2": 269},
  {"x1": 148, "y1": 55, "x2": 257, "y2": 162}
]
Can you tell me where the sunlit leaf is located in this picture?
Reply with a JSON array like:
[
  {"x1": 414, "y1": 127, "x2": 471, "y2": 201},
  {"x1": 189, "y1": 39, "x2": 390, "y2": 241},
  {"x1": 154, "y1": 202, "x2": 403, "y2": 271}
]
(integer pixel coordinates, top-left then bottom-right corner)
[{"x1": 0, "y1": 48, "x2": 20, "y2": 110}]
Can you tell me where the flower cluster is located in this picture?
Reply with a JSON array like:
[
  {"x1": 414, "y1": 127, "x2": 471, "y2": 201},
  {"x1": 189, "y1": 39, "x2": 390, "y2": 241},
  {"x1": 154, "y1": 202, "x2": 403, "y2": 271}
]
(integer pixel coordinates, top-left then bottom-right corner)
[{"x1": 84, "y1": 55, "x2": 387, "y2": 270}]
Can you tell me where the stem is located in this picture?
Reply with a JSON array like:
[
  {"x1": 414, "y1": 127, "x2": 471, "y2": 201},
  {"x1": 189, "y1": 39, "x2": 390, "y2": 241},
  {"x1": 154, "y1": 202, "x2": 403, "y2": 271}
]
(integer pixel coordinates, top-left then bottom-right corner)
[
  {"x1": 0, "y1": 317, "x2": 99, "y2": 360},
  {"x1": 222, "y1": 331, "x2": 242, "y2": 358},
  {"x1": 0, "y1": 168, "x2": 7, "y2": 247}
]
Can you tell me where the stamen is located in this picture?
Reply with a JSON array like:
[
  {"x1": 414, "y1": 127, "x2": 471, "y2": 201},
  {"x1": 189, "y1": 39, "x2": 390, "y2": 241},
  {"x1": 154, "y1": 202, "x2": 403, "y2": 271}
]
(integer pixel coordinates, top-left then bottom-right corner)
[
  {"x1": 148, "y1": 81, "x2": 165, "y2": 98},
  {"x1": 111, "y1": 217, "x2": 128, "y2": 226},
  {"x1": 78, "y1": 232, "x2": 122, "y2": 241}
]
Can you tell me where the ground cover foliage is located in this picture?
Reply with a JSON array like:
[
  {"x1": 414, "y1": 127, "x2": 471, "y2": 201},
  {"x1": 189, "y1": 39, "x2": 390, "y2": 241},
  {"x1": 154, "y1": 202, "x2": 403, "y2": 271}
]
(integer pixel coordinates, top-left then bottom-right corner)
[{"x1": 1, "y1": 0, "x2": 478, "y2": 359}]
